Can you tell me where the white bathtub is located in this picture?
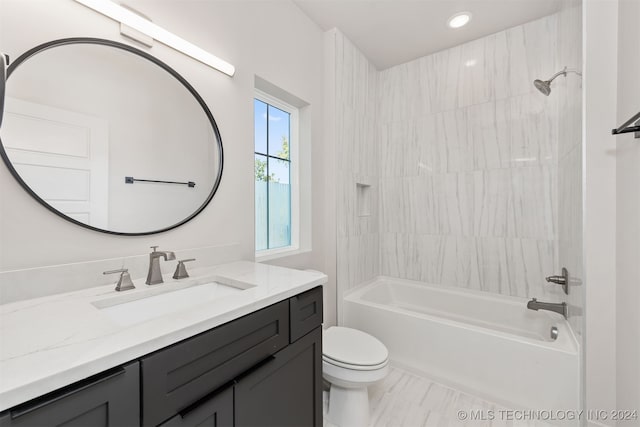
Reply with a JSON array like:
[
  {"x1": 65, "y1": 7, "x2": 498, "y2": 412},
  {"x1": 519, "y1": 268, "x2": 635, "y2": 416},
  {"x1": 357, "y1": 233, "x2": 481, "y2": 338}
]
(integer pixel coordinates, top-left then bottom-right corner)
[{"x1": 343, "y1": 277, "x2": 580, "y2": 414}]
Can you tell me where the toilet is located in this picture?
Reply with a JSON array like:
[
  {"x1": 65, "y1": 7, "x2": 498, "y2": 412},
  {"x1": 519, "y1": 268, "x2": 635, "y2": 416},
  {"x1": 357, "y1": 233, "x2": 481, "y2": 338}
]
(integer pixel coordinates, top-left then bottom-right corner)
[{"x1": 323, "y1": 326, "x2": 389, "y2": 427}]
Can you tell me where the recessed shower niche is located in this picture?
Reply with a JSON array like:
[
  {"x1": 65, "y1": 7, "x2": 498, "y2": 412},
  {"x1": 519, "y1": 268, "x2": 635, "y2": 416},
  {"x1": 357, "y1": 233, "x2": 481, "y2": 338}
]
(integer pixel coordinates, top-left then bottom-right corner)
[{"x1": 356, "y1": 182, "x2": 371, "y2": 217}]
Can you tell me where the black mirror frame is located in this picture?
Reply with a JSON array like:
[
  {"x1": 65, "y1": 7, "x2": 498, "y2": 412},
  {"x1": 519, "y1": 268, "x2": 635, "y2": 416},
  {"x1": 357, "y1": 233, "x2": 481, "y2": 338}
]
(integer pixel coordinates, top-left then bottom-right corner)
[
  {"x1": 0, "y1": 53, "x2": 6, "y2": 129},
  {"x1": 0, "y1": 37, "x2": 224, "y2": 236}
]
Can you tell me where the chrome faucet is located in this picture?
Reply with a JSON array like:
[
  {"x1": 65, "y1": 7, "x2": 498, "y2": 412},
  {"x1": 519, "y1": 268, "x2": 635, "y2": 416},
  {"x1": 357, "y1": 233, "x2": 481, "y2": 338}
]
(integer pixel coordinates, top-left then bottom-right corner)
[
  {"x1": 527, "y1": 298, "x2": 568, "y2": 319},
  {"x1": 146, "y1": 246, "x2": 176, "y2": 285}
]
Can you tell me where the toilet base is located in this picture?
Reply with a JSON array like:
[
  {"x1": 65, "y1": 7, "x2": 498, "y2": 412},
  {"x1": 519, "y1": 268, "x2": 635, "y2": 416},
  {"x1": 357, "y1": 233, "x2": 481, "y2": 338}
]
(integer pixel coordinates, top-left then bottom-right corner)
[{"x1": 327, "y1": 383, "x2": 370, "y2": 427}]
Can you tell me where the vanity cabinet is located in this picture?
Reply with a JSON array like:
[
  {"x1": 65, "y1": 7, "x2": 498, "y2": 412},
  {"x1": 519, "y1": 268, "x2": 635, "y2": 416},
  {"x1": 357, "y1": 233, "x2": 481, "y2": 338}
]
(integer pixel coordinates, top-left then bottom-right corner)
[
  {"x1": 0, "y1": 286, "x2": 323, "y2": 427},
  {"x1": 146, "y1": 286, "x2": 323, "y2": 427},
  {"x1": 0, "y1": 362, "x2": 139, "y2": 427},
  {"x1": 159, "y1": 327, "x2": 322, "y2": 427}
]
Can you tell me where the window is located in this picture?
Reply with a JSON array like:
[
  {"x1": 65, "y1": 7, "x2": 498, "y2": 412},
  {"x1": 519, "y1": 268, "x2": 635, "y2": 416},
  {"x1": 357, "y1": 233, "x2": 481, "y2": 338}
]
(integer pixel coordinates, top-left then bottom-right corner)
[{"x1": 254, "y1": 91, "x2": 299, "y2": 255}]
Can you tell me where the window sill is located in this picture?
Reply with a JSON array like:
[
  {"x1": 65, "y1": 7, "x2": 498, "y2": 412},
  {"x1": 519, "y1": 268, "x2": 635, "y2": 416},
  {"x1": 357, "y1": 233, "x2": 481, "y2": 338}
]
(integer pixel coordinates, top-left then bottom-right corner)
[{"x1": 255, "y1": 246, "x2": 310, "y2": 262}]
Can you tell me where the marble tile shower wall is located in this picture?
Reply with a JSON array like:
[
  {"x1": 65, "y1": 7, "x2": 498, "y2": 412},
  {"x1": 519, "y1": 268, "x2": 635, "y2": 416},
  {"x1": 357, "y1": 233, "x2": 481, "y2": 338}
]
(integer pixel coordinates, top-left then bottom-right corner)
[
  {"x1": 377, "y1": 15, "x2": 565, "y2": 300},
  {"x1": 335, "y1": 31, "x2": 380, "y2": 292},
  {"x1": 557, "y1": 0, "x2": 583, "y2": 336}
]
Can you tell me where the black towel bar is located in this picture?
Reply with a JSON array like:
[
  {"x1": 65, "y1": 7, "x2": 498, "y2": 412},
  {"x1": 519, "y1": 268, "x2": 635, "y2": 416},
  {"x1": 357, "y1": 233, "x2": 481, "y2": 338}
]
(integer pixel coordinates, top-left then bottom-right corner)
[{"x1": 125, "y1": 176, "x2": 196, "y2": 188}]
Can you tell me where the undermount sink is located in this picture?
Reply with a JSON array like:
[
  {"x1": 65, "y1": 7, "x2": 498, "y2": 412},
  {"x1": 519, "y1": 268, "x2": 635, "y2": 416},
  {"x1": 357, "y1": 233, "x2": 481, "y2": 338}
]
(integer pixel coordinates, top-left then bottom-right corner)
[{"x1": 92, "y1": 279, "x2": 254, "y2": 327}]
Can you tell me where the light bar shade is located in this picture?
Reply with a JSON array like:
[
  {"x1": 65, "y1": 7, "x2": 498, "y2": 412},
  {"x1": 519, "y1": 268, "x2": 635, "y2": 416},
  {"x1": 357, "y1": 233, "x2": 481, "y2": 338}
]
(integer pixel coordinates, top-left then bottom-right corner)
[{"x1": 74, "y1": 0, "x2": 235, "y2": 76}]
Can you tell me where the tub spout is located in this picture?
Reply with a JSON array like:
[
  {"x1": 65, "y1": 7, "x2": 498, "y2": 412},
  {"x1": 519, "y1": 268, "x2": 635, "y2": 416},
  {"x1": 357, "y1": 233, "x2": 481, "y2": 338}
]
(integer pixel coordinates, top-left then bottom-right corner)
[{"x1": 527, "y1": 298, "x2": 568, "y2": 319}]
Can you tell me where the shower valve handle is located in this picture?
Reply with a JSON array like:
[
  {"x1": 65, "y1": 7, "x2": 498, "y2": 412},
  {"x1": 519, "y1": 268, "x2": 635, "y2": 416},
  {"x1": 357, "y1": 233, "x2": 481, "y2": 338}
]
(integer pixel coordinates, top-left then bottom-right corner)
[
  {"x1": 545, "y1": 267, "x2": 569, "y2": 295},
  {"x1": 545, "y1": 276, "x2": 566, "y2": 285}
]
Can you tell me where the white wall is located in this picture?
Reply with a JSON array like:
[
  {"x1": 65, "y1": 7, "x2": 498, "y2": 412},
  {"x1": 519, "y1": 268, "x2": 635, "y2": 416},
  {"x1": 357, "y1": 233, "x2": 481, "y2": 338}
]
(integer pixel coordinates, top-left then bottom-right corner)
[
  {"x1": 584, "y1": 1, "x2": 640, "y2": 422},
  {"x1": 0, "y1": 0, "x2": 334, "y2": 321},
  {"x1": 615, "y1": 0, "x2": 640, "y2": 418},
  {"x1": 583, "y1": 0, "x2": 618, "y2": 423}
]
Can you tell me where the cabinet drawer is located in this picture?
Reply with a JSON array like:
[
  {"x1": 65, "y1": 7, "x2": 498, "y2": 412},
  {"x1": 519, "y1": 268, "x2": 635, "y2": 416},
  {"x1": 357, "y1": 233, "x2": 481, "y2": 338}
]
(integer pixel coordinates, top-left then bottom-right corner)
[
  {"x1": 290, "y1": 286, "x2": 323, "y2": 342},
  {"x1": 141, "y1": 300, "x2": 289, "y2": 427},
  {"x1": 0, "y1": 362, "x2": 139, "y2": 427}
]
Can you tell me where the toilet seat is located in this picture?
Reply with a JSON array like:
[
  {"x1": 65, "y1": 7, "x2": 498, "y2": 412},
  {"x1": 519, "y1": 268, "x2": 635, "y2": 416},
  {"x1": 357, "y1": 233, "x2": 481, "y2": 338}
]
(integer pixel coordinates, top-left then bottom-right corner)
[
  {"x1": 322, "y1": 327, "x2": 389, "y2": 370},
  {"x1": 322, "y1": 354, "x2": 388, "y2": 371}
]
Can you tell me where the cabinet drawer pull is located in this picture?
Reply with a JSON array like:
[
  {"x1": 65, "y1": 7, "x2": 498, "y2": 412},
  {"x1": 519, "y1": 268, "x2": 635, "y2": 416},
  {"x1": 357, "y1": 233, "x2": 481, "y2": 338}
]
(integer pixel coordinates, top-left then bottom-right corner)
[
  {"x1": 177, "y1": 382, "x2": 232, "y2": 420},
  {"x1": 10, "y1": 368, "x2": 125, "y2": 419},
  {"x1": 234, "y1": 355, "x2": 276, "y2": 382}
]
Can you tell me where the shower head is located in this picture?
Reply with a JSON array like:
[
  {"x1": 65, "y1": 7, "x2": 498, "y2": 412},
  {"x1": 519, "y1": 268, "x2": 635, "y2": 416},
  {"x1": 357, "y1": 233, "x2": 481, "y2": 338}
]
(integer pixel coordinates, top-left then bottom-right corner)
[
  {"x1": 534, "y1": 79, "x2": 552, "y2": 96},
  {"x1": 533, "y1": 66, "x2": 582, "y2": 96}
]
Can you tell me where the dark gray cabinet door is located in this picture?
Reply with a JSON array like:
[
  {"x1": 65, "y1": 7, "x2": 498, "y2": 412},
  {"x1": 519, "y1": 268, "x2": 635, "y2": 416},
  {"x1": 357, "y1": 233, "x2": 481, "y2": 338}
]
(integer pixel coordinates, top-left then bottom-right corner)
[
  {"x1": 159, "y1": 384, "x2": 233, "y2": 427},
  {"x1": 0, "y1": 362, "x2": 139, "y2": 427},
  {"x1": 235, "y1": 327, "x2": 322, "y2": 427}
]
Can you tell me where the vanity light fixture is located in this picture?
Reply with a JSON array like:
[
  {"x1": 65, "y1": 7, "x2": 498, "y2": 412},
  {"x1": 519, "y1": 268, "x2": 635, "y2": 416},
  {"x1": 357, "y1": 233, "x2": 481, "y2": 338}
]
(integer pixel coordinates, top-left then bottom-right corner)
[
  {"x1": 448, "y1": 12, "x2": 472, "y2": 29},
  {"x1": 73, "y1": 0, "x2": 235, "y2": 76}
]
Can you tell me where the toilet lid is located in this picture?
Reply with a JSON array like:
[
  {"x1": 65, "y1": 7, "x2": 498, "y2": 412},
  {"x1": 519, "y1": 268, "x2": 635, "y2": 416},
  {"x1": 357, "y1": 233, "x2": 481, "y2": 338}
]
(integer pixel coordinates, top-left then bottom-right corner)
[{"x1": 323, "y1": 327, "x2": 388, "y2": 367}]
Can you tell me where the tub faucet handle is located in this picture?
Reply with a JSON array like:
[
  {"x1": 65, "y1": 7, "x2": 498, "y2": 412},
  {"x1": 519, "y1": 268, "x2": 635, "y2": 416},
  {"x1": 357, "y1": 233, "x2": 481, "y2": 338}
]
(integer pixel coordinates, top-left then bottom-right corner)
[{"x1": 545, "y1": 267, "x2": 569, "y2": 295}]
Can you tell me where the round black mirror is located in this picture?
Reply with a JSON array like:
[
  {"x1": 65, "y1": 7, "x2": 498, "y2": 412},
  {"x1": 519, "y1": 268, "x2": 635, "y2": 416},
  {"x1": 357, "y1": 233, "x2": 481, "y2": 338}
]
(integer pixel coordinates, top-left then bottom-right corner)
[{"x1": 0, "y1": 38, "x2": 223, "y2": 235}]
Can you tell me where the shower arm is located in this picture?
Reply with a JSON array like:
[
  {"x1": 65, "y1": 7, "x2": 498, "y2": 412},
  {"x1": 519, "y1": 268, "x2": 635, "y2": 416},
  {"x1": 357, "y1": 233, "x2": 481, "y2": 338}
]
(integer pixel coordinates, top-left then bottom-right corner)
[{"x1": 547, "y1": 67, "x2": 582, "y2": 83}]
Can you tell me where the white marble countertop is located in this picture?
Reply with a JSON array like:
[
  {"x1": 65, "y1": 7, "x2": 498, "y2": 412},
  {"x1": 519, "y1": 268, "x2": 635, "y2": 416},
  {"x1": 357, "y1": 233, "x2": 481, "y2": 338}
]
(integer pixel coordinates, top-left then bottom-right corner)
[{"x1": 0, "y1": 261, "x2": 327, "y2": 412}]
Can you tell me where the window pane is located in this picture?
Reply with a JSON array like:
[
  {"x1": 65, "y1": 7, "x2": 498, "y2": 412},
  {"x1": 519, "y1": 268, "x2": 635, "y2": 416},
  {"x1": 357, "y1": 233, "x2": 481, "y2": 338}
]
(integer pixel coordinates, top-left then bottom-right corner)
[
  {"x1": 268, "y1": 105, "x2": 290, "y2": 160},
  {"x1": 268, "y1": 158, "x2": 291, "y2": 249},
  {"x1": 268, "y1": 157, "x2": 290, "y2": 184},
  {"x1": 254, "y1": 99, "x2": 267, "y2": 155},
  {"x1": 255, "y1": 154, "x2": 268, "y2": 251}
]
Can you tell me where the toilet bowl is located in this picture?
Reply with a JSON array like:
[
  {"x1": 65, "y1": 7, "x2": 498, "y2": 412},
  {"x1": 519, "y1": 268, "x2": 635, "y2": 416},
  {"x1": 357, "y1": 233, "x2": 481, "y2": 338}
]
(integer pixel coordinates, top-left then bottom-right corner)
[{"x1": 323, "y1": 326, "x2": 389, "y2": 427}]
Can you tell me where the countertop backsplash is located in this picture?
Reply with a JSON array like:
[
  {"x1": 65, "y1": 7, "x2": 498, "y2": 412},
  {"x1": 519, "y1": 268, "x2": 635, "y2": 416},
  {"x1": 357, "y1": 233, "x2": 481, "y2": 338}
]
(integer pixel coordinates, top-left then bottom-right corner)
[{"x1": 0, "y1": 243, "x2": 243, "y2": 304}]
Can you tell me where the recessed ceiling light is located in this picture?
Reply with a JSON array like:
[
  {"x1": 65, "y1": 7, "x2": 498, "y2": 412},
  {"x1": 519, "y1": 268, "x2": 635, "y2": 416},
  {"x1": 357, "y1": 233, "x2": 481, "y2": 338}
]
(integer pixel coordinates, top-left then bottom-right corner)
[{"x1": 448, "y1": 12, "x2": 472, "y2": 29}]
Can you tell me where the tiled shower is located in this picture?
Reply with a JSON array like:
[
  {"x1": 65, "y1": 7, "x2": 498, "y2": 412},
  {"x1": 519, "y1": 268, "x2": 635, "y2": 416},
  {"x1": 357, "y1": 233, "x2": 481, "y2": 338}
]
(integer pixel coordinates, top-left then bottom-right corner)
[{"x1": 329, "y1": 0, "x2": 584, "y2": 404}]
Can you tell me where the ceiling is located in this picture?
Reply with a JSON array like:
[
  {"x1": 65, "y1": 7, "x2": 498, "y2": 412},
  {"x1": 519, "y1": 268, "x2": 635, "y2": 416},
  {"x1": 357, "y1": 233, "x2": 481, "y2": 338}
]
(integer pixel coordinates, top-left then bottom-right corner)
[{"x1": 293, "y1": 0, "x2": 561, "y2": 70}]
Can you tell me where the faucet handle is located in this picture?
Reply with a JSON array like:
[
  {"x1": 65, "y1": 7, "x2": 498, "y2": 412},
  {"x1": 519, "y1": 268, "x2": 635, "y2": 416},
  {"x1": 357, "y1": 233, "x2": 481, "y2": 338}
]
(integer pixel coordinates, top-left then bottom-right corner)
[
  {"x1": 173, "y1": 259, "x2": 196, "y2": 280},
  {"x1": 103, "y1": 269, "x2": 135, "y2": 292},
  {"x1": 150, "y1": 246, "x2": 159, "y2": 252},
  {"x1": 545, "y1": 267, "x2": 569, "y2": 295}
]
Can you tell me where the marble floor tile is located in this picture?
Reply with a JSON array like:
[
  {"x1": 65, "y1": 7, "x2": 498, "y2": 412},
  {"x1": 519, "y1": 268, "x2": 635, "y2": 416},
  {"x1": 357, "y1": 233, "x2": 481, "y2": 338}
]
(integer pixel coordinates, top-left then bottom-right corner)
[{"x1": 324, "y1": 365, "x2": 554, "y2": 427}]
